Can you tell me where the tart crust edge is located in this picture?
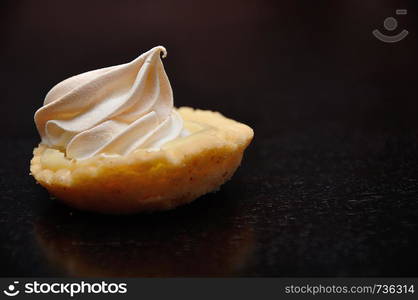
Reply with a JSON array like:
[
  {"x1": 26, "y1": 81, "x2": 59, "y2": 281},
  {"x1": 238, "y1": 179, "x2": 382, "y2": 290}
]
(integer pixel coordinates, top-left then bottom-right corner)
[{"x1": 30, "y1": 107, "x2": 254, "y2": 213}]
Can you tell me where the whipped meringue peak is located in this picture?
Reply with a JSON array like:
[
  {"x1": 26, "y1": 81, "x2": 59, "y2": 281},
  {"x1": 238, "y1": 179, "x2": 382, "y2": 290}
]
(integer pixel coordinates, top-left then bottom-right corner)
[{"x1": 34, "y1": 46, "x2": 185, "y2": 160}]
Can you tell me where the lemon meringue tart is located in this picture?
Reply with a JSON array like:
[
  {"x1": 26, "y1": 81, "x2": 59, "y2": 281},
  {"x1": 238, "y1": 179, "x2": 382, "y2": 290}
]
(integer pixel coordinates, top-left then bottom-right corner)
[{"x1": 30, "y1": 46, "x2": 253, "y2": 213}]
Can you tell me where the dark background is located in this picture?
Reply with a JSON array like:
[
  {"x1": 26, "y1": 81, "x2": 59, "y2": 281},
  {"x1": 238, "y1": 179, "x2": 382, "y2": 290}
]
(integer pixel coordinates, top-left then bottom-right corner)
[{"x1": 1, "y1": 0, "x2": 417, "y2": 276}]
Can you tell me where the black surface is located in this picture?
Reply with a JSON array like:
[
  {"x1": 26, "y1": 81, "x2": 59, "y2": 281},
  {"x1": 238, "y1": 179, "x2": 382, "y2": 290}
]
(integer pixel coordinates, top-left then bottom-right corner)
[{"x1": 1, "y1": 0, "x2": 418, "y2": 277}]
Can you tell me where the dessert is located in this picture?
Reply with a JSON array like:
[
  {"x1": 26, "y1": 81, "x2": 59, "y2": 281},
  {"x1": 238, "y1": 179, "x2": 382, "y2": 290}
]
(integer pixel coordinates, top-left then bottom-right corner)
[{"x1": 30, "y1": 46, "x2": 253, "y2": 213}]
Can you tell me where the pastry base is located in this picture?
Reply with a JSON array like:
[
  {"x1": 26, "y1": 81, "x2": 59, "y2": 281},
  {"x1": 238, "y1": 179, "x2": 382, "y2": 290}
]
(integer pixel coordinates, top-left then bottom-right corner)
[{"x1": 30, "y1": 107, "x2": 253, "y2": 214}]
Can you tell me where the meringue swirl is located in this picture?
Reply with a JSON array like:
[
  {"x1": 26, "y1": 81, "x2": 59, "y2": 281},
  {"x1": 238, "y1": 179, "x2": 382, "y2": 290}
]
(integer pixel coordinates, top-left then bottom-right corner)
[{"x1": 34, "y1": 46, "x2": 184, "y2": 160}]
